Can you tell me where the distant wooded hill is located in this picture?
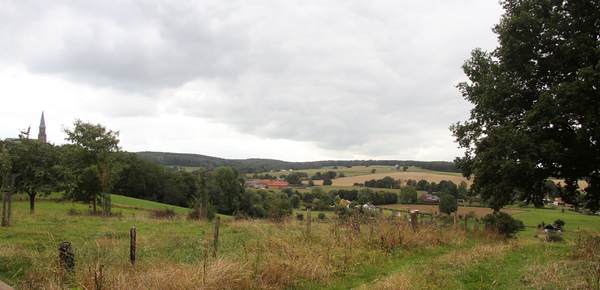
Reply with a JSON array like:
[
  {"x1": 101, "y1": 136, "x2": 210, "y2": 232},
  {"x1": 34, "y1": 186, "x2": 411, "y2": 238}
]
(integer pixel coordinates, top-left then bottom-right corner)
[{"x1": 135, "y1": 151, "x2": 460, "y2": 174}]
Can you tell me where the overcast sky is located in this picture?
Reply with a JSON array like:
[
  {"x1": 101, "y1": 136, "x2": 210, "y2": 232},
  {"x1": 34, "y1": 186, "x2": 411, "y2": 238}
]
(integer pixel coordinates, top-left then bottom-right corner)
[{"x1": 0, "y1": 0, "x2": 505, "y2": 162}]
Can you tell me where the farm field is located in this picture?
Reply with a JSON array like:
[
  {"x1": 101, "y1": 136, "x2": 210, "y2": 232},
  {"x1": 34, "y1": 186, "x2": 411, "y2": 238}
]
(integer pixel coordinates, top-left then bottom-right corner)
[
  {"x1": 1, "y1": 198, "x2": 599, "y2": 289},
  {"x1": 297, "y1": 166, "x2": 471, "y2": 187},
  {"x1": 329, "y1": 171, "x2": 472, "y2": 187}
]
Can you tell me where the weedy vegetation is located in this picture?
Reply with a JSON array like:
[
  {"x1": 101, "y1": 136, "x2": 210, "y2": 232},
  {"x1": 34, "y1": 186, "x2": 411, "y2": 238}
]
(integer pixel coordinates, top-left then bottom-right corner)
[{"x1": 1, "y1": 199, "x2": 599, "y2": 289}]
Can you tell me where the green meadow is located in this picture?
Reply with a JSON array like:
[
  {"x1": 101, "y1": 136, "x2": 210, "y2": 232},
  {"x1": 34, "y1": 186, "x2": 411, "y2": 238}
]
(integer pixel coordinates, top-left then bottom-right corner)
[{"x1": 1, "y1": 196, "x2": 599, "y2": 289}]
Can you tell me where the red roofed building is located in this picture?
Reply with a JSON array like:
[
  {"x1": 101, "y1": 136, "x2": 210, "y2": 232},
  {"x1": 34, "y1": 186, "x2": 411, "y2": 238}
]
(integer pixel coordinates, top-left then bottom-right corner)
[{"x1": 251, "y1": 179, "x2": 289, "y2": 189}]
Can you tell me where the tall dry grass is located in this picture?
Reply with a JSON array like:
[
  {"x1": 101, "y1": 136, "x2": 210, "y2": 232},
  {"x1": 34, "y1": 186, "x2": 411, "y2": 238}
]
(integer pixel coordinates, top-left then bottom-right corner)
[
  {"x1": 11, "y1": 215, "x2": 477, "y2": 289},
  {"x1": 355, "y1": 230, "x2": 517, "y2": 290}
]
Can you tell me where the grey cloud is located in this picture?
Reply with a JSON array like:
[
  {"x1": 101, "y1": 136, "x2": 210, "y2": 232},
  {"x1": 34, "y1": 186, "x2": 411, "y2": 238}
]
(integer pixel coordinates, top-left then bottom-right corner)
[{"x1": 1, "y1": 0, "x2": 503, "y2": 160}]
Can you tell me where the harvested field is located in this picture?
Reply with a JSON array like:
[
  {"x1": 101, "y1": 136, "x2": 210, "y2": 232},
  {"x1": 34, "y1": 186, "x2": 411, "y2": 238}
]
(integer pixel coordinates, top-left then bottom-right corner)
[
  {"x1": 307, "y1": 170, "x2": 588, "y2": 191},
  {"x1": 380, "y1": 204, "x2": 528, "y2": 217},
  {"x1": 331, "y1": 172, "x2": 472, "y2": 187}
]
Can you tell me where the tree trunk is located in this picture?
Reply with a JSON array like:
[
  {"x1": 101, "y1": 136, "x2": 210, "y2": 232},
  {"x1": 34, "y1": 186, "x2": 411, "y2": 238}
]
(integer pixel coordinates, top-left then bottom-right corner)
[
  {"x1": 28, "y1": 191, "x2": 36, "y2": 214},
  {"x1": 93, "y1": 195, "x2": 97, "y2": 212}
]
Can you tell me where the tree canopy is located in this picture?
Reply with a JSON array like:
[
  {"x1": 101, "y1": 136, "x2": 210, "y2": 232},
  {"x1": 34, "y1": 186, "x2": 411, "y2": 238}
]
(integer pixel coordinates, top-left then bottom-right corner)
[
  {"x1": 10, "y1": 138, "x2": 63, "y2": 213},
  {"x1": 63, "y1": 120, "x2": 123, "y2": 212},
  {"x1": 439, "y1": 195, "x2": 458, "y2": 215},
  {"x1": 451, "y1": 0, "x2": 600, "y2": 212}
]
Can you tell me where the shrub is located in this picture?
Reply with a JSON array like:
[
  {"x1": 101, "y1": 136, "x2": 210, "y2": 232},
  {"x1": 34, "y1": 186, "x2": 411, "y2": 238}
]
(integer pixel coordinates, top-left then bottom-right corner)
[
  {"x1": 554, "y1": 219, "x2": 565, "y2": 228},
  {"x1": 150, "y1": 209, "x2": 178, "y2": 219},
  {"x1": 234, "y1": 212, "x2": 247, "y2": 220},
  {"x1": 66, "y1": 208, "x2": 82, "y2": 216},
  {"x1": 318, "y1": 212, "x2": 326, "y2": 220},
  {"x1": 484, "y1": 212, "x2": 525, "y2": 237},
  {"x1": 296, "y1": 213, "x2": 304, "y2": 221},
  {"x1": 546, "y1": 234, "x2": 565, "y2": 243}
]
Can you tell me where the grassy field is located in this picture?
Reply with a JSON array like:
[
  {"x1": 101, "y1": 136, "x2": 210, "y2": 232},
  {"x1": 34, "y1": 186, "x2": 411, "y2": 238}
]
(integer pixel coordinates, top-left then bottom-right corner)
[
  {"x1": 15, "y1": 192, "x2": 192, "y2": 214},
  {"x1": 1, "y1": 197, "x2": 599, "y2": 289},
  {"x1": 381, "y1": 204, "x2": 527, "y2": 217}
]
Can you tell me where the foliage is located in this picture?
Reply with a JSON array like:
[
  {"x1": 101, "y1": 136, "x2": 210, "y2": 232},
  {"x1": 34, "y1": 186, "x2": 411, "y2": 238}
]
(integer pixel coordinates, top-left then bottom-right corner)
[
  {"x1": 337, "y1": 189, "x2": 358, "y2": 201},
  {"x1": 439, "y1": 195, "x2": 458, "y2": 215},
  {"x1": 317, "y1": 212, "x2": 326, "y2": 220},
  {"x1": 150, "y1": 209, "x2": 178, "y2": 219},
  {"x1": 484, "y1": 212, "x2": 525, "y2": 237},
  {"x1": 63, "y1": 120, "x2": 123, "y2": 212},
  {"x1": 554, "y1": 219, "x2": 565, "y2": 228},
  {"x1": 399, "y1": 186, "x2": 418, "y2": 203},
  {"x1": 58, "y1": 241, "x2": 75, "y2": 273},
  {"x1": 285, "y1": 172, "x2": 302, "y2": 185},
  {"x1": 240, "y1": 189, "x2": 266, "y2": 218},
  {"x1": 268, "y1": 198, "x2": 292, "y2": 219},
  {"x1": 209, "y1": 166, "x2": 244, "y2": 215},
  {"x1": 545, "y1": 234, "x2": 565, "y2": 243},
  {"x1": 356, "y1": 188, "x2": 398, "y2": 205},
  {"x1": 290, "y1": 194, "x2": 301, "y2": 208},
  {"x1": 112, "y1": 153, "x2": 198, "y2": 207},
  {"x1": 6, "y1": 139, "x2": 66, "y2": 214},
  {"x1": 451, "y1": 0, "x2": 600, "y2": 212},
  {"x1": 137, "y1": 151, "x2": 461, "y2": 173},
  {"x1": 364, "y1": 176, "x2": 398, "y2": 189}
]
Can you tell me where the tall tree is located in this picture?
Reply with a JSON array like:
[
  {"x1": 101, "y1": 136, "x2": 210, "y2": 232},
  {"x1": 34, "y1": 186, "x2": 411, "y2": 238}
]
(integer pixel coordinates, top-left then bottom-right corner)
[
  {"x1": 9, "y1": 138, "x2": 63, "y2": 214},
  {"x1": 1, "y1": 146, "x2": 12, "y2": 226},
  {"x1": 439, "y1": 195, "x2": 458, "y2": 215},
  {"x1": 209, "y1": 166, "x2": 244, "y2": 215},
  {"x1": 451, "y1": 0, "x2": 600, "y2": 212},
  {"x1": 63, "y1": 120, "x2": 122, "y2": 212},
  {"x1": 399, "y1": 186, "x2": 417, "y2": 203}
]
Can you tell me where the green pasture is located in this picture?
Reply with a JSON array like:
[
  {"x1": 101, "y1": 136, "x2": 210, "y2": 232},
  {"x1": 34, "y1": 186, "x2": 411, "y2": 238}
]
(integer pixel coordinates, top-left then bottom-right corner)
[
  {"x1": 2, "y1": 197, "x2": 599, "y2": 289},
  {"x1": 14, "y1": 192, "x2": 191, "y2": 214}
]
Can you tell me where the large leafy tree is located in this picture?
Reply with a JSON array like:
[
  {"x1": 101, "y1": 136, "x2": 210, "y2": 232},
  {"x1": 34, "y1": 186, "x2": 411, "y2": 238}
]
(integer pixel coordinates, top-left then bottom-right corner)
[
  {"x1": 439, "y1": 195, "x2": 458, "y2": 215},
  {"x1": 451, "y1": 0, "x2": 600, "y2": 212},
  {"x1": 209, "y1": 166, "x2": 244, "y2": 215},
  {"x1": 9, "y1": 138, "x2": 64, "y2": 214},
  {"x1": 63, "y1": 120, "x2": 122, "y2": 212}
]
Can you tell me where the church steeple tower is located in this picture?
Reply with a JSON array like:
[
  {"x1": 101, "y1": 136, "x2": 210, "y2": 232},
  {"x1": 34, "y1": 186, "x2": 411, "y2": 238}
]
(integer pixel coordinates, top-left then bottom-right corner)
[{"x1": 38, "y1": 111, "x2": 47, "y2": 142}]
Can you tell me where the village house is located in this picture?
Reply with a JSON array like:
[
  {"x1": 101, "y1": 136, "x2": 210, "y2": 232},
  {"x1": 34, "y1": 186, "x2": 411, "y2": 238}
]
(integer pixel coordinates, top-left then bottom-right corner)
[
  {"x1": 248, "y1": 179, "x2": 289, "y2": 189},
  {"x1": 420, "y1": 193, "x2": 440, "y2": 202}
]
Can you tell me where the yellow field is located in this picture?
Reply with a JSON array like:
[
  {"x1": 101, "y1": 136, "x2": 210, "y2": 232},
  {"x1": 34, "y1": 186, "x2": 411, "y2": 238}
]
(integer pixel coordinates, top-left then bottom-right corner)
[
  {"x1": 305, "y1": 168, "x2": 588, "y2": 191},
  {"x1": 330, "y1": 171, "x2": 473, "y2": 187},
  {"x1": 381, "y1": 204, "x2": 527, "y2": 217}
]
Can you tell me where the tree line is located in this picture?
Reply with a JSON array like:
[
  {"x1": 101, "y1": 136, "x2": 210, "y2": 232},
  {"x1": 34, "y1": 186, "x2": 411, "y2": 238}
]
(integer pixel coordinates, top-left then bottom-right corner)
[{"x1": 136, "y1": 152, "x2": 461, "y2": 174}]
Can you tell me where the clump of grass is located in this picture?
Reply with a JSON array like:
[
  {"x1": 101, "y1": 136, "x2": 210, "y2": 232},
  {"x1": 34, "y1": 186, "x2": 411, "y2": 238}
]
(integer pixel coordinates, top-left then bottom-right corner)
[
  {"x1": 66, "y1": 208, "x2": 82, "y2": 216},
  {"x1": 149, "y1": 209, "x2": 178, "y2": 219},
  {"x1": 522, "y1": 260, "x2": 586, "y2": 289},
  {"x1": 545, "y1": 234, "x2": 565, "y2": 243}
]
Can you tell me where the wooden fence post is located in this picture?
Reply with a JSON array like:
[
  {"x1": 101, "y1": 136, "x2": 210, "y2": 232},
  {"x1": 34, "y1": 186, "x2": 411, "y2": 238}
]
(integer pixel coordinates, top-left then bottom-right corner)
[
  {"x1": 353, "y1": 207, "x2": 361, "y2": 235},
  {"x1": 58, "y1": 241, "x2": 75, "y2": 272},
  {"x1": 130, "y1": 227, "x2": 136, "y2": 266},
  {"x1": 1, "y1": 187, "x2": 9, "y2": 227},
  {"x1": 212, "y1": 217, "x2": 221, "y2": 258},
  {"x1": 307, "y1": 208, "x2": 312, "y2": 235},
  {"x1": 454, "y1": 211, "x2": 458, "y2": 230}
]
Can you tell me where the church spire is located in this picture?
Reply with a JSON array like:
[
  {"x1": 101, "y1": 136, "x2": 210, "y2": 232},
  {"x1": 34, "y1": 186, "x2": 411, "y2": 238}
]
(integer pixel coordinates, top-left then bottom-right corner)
[{"x1": 38, "y1": 111, "x2": 47, "y2": 142}]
